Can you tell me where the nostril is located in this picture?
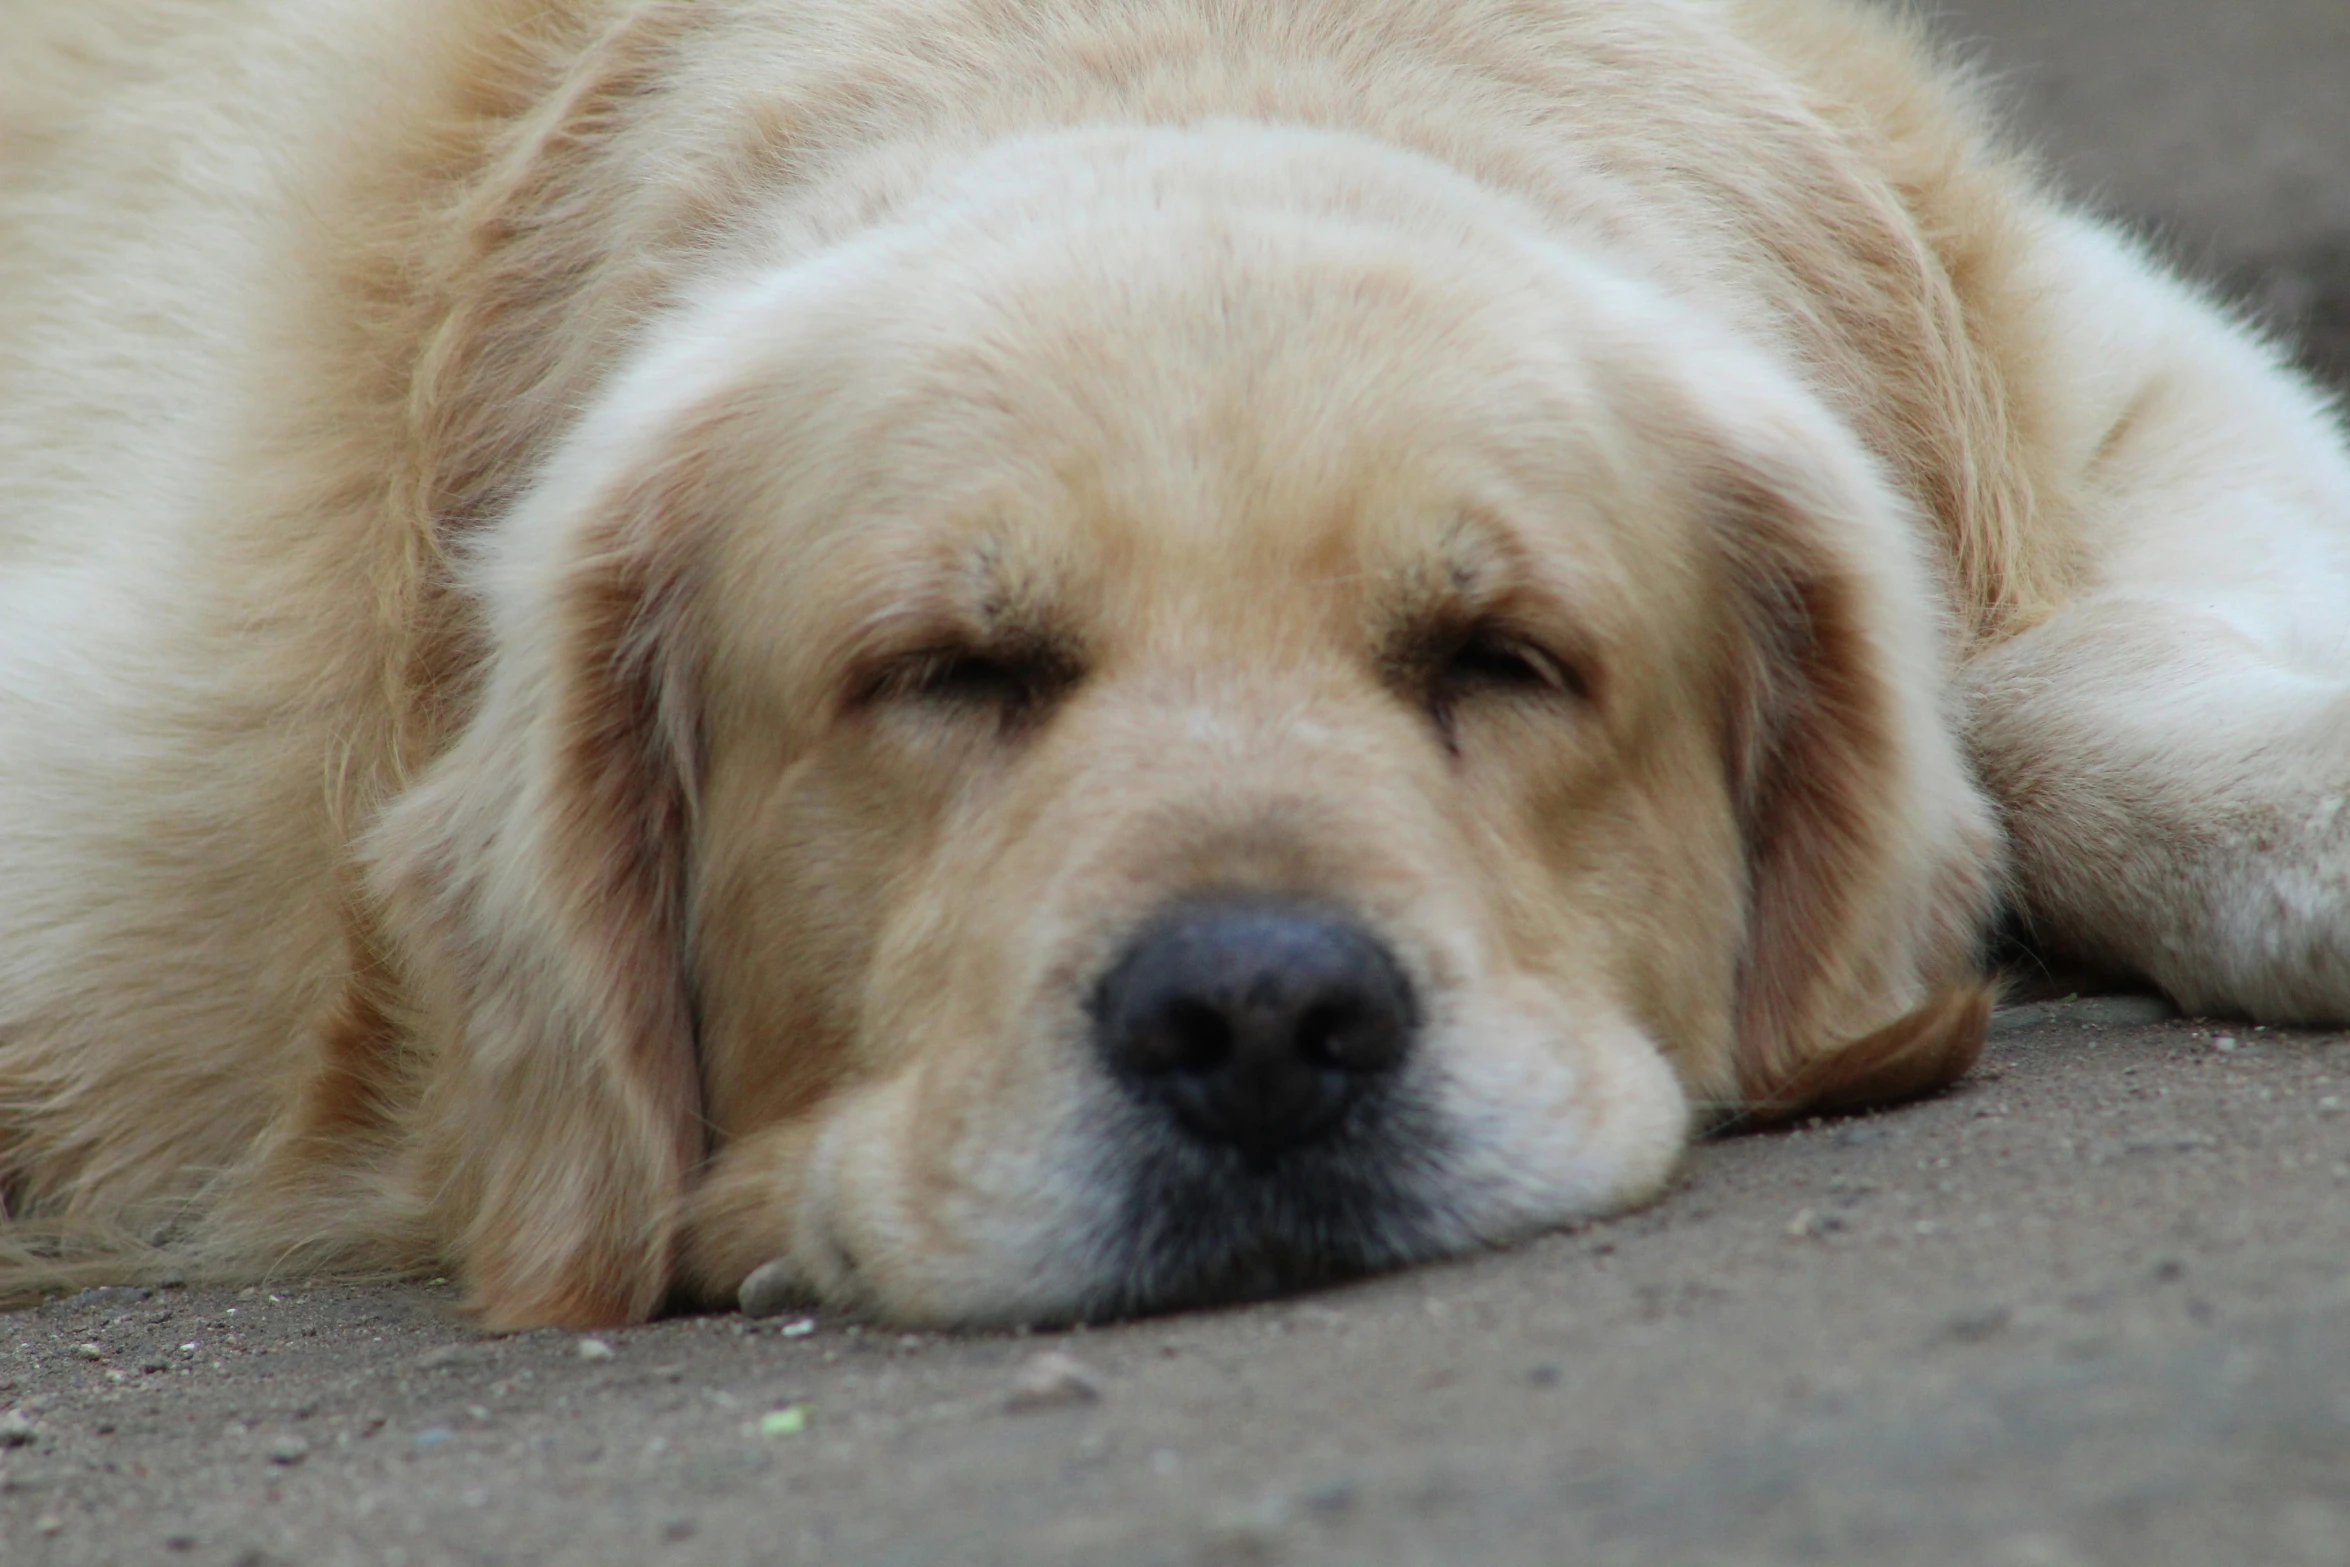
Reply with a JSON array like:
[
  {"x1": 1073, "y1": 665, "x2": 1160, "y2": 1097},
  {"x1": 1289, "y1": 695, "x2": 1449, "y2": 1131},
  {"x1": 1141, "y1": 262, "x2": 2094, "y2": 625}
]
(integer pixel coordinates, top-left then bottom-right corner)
[
  {"x1": 1294, "y1": 1002, "x2": 1358, "y2": 1069},
  {"x1": 1292, "y1": 1000, "x2": 1407, "y2": 1073},
  {"x1": 1163, "y1": 998, "x2": 1233, "y2": 1075},
  {"x1": 1292, "y1": 1003, "x2": 1342, "y2": 1067}
]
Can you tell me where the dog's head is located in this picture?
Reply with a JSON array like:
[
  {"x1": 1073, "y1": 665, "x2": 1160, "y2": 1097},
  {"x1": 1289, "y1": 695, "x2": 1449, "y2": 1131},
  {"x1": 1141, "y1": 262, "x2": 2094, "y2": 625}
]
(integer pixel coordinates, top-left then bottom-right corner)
[{"x1": 370, "y1": 127, "x2": 1996, "y2": 1328}]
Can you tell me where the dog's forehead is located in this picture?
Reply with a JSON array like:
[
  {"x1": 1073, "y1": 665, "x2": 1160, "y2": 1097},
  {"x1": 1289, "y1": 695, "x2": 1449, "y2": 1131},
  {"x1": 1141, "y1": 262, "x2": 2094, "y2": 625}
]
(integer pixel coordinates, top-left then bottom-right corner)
[
  {"x1": 685, "y1": 185, "x2": 1721, "y2": 692},
  {"x1": 700, "y1": 387, "x2": 1676, "y2": 720},
  {"x1": 830, "y1": 337, "x2": 1637, "y2": 615}
]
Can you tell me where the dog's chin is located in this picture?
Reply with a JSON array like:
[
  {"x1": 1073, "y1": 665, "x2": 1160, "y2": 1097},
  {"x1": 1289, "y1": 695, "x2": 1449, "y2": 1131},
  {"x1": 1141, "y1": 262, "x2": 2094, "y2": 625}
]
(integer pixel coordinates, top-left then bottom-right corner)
[{"x1": 1067, "y1": 1082, "x2": 1465, "y2": 1322}]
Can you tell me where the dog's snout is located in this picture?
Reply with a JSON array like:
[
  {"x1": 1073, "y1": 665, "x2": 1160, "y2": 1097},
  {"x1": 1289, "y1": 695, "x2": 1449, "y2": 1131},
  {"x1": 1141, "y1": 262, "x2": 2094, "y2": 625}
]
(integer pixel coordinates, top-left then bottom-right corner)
[{"x1": 1094, "y1": 899, "x2": 1416, "y2": 1163}]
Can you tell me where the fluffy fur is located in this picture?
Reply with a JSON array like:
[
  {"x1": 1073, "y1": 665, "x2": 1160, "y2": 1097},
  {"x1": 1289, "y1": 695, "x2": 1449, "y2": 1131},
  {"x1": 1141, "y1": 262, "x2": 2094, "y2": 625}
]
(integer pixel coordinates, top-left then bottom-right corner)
[{"x1": 2, "y1": 0, "x2": 2344, "y2": 1327}]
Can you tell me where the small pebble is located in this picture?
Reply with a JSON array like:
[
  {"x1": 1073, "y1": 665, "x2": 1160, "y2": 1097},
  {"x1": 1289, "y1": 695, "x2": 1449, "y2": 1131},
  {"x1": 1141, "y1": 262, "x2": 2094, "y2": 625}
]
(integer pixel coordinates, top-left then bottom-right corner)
[
  {"x1": 2316, "y1": 1097, "x2": 2342, "y2": 1115},
  {"x1": 0, "y1": 1410, "x2": 37, "y2": 1447},
  {"x1": 413, "y1": 1426, "x2": 455, "y2": 1452},
  {"x1": 2122, "y1": 1133, "x2": 2216, "y2": 1155},
  {"x1": 1005, "y1": 1350, "x2": 1103, "y2": 1413},
  {"x1": 778, "y1": 1317, "x2": 818, "y2": 1339},
  {"x1": 2211, "y1": 1035, "x2": 2239, "y2": 1054},
  {"x1": 758, "y1": 1405, "x2": 810, "y2": 1438},
  {"x1": 1300, "y1": 1478, "x2": 1360, "y2": 1516},
  {"x1": 736, "y1": 1259, "x2": 800, "y2": 1320},
  {"x1": 34, "y1": 1513, "x2": 63, "y2": 1536},
  {"x1": 1941, "y1": 1306, "x2": 2012, "y2": 1343},
  {"x1": 267, "y1": 1434, "x2": 310, "y2": 1466},
  {"x1": 576, "y1": 1337, "x2": 616, "y2": 1362},
  {"x1": 73, "y1": 1343, "x2": 104, "y2": 1361}
]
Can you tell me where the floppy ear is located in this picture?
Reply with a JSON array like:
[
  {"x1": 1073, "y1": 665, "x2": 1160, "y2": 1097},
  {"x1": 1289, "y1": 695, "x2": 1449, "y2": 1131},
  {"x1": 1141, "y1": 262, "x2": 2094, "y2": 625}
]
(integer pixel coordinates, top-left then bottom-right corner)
[
  {"x1": 1702, "y1": 410, "x2": 2001, "y2": 1124},
  {"x1": 366, "y1": 458, "x2": 706, "y2": 1329}
]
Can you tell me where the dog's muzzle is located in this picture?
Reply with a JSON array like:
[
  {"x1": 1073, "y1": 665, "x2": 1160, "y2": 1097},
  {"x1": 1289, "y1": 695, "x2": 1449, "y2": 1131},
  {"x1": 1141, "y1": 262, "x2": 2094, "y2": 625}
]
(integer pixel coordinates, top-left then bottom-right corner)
[{"x1": 1084, "y1": 894, "x2": 1449, "y2": 1313}]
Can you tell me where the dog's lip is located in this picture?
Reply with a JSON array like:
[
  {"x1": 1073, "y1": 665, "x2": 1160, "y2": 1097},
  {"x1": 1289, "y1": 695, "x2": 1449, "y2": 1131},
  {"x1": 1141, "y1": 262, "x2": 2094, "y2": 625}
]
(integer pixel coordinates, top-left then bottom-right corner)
[{"x1": 1085, "y1": 1064, "x2": 1456, "y2": 1319}]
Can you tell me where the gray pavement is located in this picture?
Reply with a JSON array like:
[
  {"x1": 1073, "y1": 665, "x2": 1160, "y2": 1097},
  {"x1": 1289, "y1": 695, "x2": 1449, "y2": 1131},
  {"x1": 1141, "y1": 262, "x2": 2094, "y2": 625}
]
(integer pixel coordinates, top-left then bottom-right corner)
[
  {"x1": 1932, "y1": 0, "x2": 2350, "y2": 391},
  {"x1": 4, "y1": 1006, "x2": 2345, "y2": 1565},
  {"x1": 4, "y1": 3, "x2": 2348, "y2": 1563}
]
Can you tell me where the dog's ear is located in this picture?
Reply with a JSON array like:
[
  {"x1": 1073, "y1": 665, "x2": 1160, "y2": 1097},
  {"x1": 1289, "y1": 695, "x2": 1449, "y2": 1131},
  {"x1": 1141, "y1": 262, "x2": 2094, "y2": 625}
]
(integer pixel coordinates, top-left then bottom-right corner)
[
  {"x1": 367, "y1": 455, "x2": 706, "y2": 1329},
  {"x1": 1699, "y1": 403, "x2": 2000, "y2": 1124}
]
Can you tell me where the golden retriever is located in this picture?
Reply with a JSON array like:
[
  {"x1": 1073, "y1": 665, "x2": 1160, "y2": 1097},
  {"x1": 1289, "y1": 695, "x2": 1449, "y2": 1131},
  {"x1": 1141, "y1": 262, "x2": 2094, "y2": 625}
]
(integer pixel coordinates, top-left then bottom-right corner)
[{"x1": 3, "y1": 0, "x2": 2345, "y2": 1328}]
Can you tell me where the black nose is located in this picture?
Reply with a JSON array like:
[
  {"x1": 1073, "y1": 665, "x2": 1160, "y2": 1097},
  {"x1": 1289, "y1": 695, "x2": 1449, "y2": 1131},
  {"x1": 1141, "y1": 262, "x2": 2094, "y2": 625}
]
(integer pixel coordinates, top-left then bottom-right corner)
[{"x1": 1093, "y1": 898, "x2": 1417, "y2": 1165}]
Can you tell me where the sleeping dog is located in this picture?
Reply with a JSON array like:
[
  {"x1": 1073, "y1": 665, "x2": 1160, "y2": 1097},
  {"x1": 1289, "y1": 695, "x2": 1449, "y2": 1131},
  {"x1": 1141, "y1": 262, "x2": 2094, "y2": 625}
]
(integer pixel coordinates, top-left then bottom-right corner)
[{"x1": 2, "y1": 0, "x2": 2345, "y2": 1326}]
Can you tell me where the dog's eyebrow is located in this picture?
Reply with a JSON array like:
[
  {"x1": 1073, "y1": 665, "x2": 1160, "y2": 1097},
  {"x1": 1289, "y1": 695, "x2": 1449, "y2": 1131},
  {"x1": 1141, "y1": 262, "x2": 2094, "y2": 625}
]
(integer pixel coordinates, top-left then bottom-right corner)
[
  {"x1": 1384, "y1": 508, "x2": 1526, "y2": 626},
  {"x1": 827, "y1": 530, "x2": 1079, "y2": 692},
  {"x1": 957, "y1": 532, "x2": 1074, "y2": 642},
  {"x1": 1370, "y1": 507, "x2": 1611, "y2": 686}
]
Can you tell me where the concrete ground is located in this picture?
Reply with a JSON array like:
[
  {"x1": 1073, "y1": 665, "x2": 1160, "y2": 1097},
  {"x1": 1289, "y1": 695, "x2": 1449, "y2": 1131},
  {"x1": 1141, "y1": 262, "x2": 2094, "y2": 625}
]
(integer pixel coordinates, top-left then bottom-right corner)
[
  {"x1": 5, "y1": 1007, "x2": 2345, "y2": 1566},
  {"x1": 5, "y1": 2, "x2": 2348, "y2": 1563},
  {"x1": 1933, "y1": 0, "x2": 2350, "y2": 387}
]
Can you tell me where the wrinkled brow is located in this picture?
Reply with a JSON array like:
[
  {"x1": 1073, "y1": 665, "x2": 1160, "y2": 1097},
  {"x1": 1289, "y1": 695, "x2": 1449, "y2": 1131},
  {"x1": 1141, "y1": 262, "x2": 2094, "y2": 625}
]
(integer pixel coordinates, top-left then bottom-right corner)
[
  {"x1": 1373, "y1": 506, "x2": 1612, "y2": 678},
  {"x1": 1377, "y1": 509, "x2": 1535, "y2": 640},
  {"x1": 821, "y1": 528, "x2": 1080, "y2": 693}
]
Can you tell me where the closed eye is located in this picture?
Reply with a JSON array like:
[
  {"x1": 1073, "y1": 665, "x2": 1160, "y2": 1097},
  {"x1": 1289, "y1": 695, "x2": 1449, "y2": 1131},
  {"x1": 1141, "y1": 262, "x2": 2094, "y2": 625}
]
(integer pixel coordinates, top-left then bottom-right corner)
[
  {"x1": 1422, "y1": 624, "x2": 1592, "y2": 748},
  {"x1": 1436, "y1": 625, "x2": 1588, "y2": 700},
  {"x1": 1440, "y1": 628, "x2": 1583, "y2": 697},
  {"x1": 857, "y1": 641, "x2": 1081, "y2": 728}
]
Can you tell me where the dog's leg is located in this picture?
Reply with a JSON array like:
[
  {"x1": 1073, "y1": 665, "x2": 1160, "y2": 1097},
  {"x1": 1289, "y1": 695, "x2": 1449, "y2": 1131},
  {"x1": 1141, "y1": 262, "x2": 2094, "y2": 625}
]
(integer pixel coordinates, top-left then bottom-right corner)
[
  {"x1": 1969, "y1": 596, "x2": 2350, "y2": 1020},
  {"x1": 1963, "y1": 220, "x2": 2350, "y2": 1023}
]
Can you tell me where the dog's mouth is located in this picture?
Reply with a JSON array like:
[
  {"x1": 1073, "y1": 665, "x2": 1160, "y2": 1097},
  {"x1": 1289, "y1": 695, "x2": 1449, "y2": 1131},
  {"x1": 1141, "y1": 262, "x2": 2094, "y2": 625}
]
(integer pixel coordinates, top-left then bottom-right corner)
[{"x1": 1076, "y1": 1073, "x2": 1461, "y2": 1319}]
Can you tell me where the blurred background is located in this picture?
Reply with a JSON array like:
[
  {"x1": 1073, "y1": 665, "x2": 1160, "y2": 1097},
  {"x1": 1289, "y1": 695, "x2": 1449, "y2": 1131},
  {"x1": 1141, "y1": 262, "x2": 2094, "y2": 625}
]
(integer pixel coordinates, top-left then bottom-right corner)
[{"x1": 1927, "y1": 0, "x2": 2350, "y2": 392}]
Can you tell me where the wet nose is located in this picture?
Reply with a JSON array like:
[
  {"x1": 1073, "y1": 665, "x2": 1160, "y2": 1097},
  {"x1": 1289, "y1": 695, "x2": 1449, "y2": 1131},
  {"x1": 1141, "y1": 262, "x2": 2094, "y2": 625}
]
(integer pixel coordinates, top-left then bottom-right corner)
[{"x1": 1093, "y1": 898, "x2": 1417, "y2": 1165}]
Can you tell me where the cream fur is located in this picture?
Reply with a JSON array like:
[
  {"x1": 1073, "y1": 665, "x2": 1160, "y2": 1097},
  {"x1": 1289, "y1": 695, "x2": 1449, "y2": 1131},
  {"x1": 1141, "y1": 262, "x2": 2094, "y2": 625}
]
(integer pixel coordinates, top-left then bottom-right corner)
[{"x1": 0, "y1": 0, "x2": 2343, "y2": 1326}]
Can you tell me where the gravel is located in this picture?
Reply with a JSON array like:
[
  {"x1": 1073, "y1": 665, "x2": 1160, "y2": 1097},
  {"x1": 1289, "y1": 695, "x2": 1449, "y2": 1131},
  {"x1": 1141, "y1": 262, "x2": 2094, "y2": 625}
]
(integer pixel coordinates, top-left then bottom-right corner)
[
  {"x1": 0, "y1": 1006, "x2": 2340, "y2": 1564},
  {"x1": 1990, "y1": 994, "x2": 2180, "y2": 1035}
]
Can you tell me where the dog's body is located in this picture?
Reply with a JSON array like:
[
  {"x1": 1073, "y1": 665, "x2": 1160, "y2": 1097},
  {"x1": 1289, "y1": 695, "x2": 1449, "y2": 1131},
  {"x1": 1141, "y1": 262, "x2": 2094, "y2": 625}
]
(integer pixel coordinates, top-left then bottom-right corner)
[{"x1": 2, "y1": 0, "x2": 2345, "y2": 1327}]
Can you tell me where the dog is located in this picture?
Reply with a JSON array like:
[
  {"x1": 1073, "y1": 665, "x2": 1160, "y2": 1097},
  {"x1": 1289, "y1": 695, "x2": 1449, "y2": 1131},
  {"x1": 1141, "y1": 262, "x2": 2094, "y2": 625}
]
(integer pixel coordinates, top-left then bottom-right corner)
[{"x1": 3, "y1": 0, "x2": 2345, "y2": 1329}]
